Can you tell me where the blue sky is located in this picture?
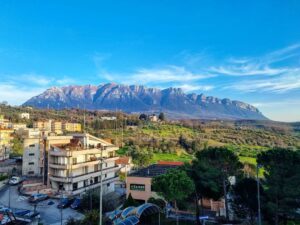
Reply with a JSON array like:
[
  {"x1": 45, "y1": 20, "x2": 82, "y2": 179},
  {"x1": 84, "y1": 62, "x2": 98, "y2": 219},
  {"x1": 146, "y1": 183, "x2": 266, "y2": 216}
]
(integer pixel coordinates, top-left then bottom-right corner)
[{"x1": 0, "y1": 1, "x2": 300, "y2": 122}]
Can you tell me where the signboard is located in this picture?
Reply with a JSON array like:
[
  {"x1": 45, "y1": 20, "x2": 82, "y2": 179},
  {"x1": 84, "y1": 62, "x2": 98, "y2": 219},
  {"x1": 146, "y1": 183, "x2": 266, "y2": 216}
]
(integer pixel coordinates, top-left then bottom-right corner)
[{"x1": 130, "y1": 184, "x2": 145, "y2": 191}]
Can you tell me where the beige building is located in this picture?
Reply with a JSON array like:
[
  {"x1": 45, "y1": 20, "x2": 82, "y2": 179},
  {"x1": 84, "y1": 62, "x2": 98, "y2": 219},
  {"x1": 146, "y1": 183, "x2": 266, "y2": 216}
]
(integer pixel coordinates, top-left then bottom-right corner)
[
  {"x1": 22, "y1": 134, "x2": 73, "y2": 179},
  {"x1": 33, "y1": 120, "x2": 52, "y2": 131},
  {"x1": 48, "y1": 133, "x2": 120, "y2": 195},
  {"x1": 126, "y1": 162, "x2": 183, "y2": 203},
  {"x1": 12, "y1": 123, "x2": 27, "y2": 130},
  {"x1": 62, "y1": 122, "x2": 82, "y2": 132},
  {"x1": 0, "y1": 128, "x2": 13, "y2": 161},
  {"x1": 51, "y1": 121, "x2": 63, "y2": 134},
  {"x1": 22, "y1": 133, "x2": 120, "y2": 196}
]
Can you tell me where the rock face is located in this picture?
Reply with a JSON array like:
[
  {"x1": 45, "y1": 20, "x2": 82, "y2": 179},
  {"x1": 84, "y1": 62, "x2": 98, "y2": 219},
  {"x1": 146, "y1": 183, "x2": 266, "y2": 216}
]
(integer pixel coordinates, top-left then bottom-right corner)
[{"x1": 23, "y1": 83, "x2": 268, "y2": 120}]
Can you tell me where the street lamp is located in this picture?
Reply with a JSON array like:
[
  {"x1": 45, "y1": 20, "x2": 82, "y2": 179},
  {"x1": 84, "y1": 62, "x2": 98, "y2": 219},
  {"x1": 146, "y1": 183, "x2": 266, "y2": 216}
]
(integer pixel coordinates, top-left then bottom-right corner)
[{"x1": 256, "y1": 164, "x2": 262, "y2": 225}]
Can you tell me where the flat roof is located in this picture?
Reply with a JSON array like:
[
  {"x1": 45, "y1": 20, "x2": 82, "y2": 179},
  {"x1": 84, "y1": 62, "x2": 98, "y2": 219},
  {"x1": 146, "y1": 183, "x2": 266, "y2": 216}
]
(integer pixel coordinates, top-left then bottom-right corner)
[{"x1": 129, "y1": 164, "x2": 180, "y2": 178}]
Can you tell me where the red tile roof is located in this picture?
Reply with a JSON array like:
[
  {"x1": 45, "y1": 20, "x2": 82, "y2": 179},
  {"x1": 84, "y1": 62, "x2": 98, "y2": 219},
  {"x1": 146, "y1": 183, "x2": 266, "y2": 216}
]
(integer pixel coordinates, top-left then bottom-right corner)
[{"x1": 157, "y1": 161, "x2": 184, "y2": 166}]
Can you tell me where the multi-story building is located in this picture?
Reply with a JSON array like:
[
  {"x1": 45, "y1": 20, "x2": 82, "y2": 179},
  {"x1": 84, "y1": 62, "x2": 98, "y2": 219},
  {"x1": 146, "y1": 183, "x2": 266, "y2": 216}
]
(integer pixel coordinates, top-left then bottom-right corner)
[
  {"x1": 33, "y1": 120, "x2": 52, "y2": 131},
  {"x1": 51, "y1": 121, "x2": 63, "y2": 134},
  {"x1": 48, "y1": 133, "x2": 120, "y2": 195},
  {"x1": 12, "y1": 123, "x2": 27, "y2": 130},
  {"x1": 0, "y1": 128, "x2": 13, "y2": 161},
  {"x1": 20, "y1": 113, "x2": 30, "y2": 120},
  {"x1": 62, "y1": 122, "x2": 82, "y2": 132},
  {"x1": 22, "y1": 134, "x2": 72, "y2": 179},
  {"x1": 22, "y1": 133, "x2": 120, "y2": 196}
]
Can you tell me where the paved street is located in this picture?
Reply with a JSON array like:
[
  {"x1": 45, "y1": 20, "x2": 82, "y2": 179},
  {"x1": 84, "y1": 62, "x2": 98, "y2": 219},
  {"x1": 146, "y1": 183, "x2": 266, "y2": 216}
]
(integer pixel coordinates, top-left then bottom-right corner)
[{"x1": 0, "y1": 185, "x2": 83, "y2": 225}]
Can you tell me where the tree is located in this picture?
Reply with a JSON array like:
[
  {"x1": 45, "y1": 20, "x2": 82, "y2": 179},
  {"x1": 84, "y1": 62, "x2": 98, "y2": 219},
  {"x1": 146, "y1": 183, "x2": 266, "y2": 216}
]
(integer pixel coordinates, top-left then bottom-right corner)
[
  {"x1": 139, "y1": 114, "x2": 148, "y2": 121},
  {"x1": 188, "y1": 157, "x2": 224, "y2": 225},
  {"x1": 193, "y1": 147, "x2": 243, "y2": 221},
  {"x1": 128, "y1": 145, "x2": 153, "y2": 168},
  {"x1": 158, "y1": 112, "x2": 165, "y2": 121},
  {"x1": 257, "y1": 148, "x2": 300, "y2": 225},
  {"x1": 11, "y1": 137, "x2": 23, "y2": 157},
  {"x1": 152, "y1": 168, "x2": 194, "y2": 211},
  {"x1": 231, "y1": 177, "x2": 261, "y2": 225},
  {"x1": 122, "y1": 193, "x2": 139, "y2": 209}
]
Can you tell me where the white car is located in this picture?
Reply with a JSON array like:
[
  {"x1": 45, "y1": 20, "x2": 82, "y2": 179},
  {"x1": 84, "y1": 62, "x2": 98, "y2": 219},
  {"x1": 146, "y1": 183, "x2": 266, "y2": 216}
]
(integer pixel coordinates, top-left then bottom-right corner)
[{"x1": 8, "y1": 176, "x2": 21, "y2": 185}]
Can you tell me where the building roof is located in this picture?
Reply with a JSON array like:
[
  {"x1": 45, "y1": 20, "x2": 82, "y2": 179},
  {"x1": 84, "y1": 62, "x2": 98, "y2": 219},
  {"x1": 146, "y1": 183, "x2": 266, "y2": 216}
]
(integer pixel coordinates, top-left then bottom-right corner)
[
  {"x1": 129, "y1": 164, "x2": 181, "y2": 178},
  {"x1": 116, "y1": 157, "x2": 131, "y2": 165},
  {"x1": 157, "y1": 161, "x2": 184, "y2": 166}
]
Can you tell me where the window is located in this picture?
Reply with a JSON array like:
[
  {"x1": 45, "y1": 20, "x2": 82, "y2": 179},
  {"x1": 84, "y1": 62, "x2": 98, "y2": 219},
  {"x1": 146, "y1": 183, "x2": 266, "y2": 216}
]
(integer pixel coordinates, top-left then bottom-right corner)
[
  {"x1": 73, "y1": 183, "x2": 78, "y2": 190},
  {"x1": 107, "y1": 183, "x2": 110, "y2": 187},
  {"x1": 28, "y1": 171, "x2": 34, "y2": 175},
  {"x1": 72, "y1": 158, "x2": 77, "y2": 165},
  {"x1": 29, "y1": 153, "x2": 35, "y2": 156},
  {"x1": 28, "y1": 162, "x2": 34, "y2": 165},
  {"x1": 29, "y1": 144, "x2": 35, "y2": 148},
  {"x1": 94, "y1": 177, "x2": 98, "y2": 183}
]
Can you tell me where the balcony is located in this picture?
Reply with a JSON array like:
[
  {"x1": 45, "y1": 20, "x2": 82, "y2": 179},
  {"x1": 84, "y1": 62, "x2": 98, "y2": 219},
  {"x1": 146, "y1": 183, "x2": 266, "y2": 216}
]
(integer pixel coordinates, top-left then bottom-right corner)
[
  {"x1": 49, "y1": 165, "x2": 120, "y2": 183},
  {"x1": 72, "y1": 176, "x2": 119, "y2": 195}
]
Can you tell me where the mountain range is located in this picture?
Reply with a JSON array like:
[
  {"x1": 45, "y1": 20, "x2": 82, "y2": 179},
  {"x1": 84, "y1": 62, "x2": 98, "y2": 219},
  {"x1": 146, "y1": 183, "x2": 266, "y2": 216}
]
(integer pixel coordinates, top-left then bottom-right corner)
[{"x1": 23, "y1": 83, "x2": 267, "y2": 120}]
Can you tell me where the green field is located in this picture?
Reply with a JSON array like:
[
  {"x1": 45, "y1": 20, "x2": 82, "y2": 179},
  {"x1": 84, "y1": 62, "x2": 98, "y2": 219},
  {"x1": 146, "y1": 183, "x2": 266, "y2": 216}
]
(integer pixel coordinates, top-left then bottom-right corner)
[{"x1": 150, "y1": 152, "x2": 193, "y2": 163}]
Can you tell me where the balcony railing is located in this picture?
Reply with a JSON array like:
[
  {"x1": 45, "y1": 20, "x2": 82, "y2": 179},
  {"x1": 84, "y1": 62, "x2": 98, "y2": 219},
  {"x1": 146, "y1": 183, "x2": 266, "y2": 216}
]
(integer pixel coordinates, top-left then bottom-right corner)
[{"x1": 49, "y1": 165, "x2": 120, "y2": 183}]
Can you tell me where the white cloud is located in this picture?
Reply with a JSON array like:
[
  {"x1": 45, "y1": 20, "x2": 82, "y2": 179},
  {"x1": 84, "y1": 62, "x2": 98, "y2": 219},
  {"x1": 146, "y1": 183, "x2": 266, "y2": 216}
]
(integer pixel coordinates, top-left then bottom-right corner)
[
  {"x1": 0, "y1": 83, "x2": 44, "y2": 105},
  {"x1": 210, "y1": 44, "x2": 300, "y2": 77},
  {"x1": 225, "y1": 69, "x2": 300, "y2": 93},
  {"x1": 101, "y1": 65, "x2": 214, "y2": 86},
  {"x1": 178, "y1": 84, "x2": 214, "y2": 92}
]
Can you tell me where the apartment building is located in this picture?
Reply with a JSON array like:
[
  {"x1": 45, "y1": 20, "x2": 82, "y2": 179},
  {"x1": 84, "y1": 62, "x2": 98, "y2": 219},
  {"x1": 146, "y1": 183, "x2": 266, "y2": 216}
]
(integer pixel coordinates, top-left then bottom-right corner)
[
  {"x1": 51, "y1": 121, "x2": 63, "y2": 134},
  {"x1": 33, "y1": 120, "x2": 52, "y2": 131},
  {"x1": 12, "y1": 123, "x2": 27, "y2": 130},
  {"x1": 0, "y1": 128, "x2": 13, "y2": 161},
  {"x1": 62, "y1": 122, "x2": 82, "y2": 132},
  {"x1": 48, "y1": 133, "x2": 120, "y2": 195},
  {"x1": 22, "y1": 134, "x2": 73, "y2": 179}
]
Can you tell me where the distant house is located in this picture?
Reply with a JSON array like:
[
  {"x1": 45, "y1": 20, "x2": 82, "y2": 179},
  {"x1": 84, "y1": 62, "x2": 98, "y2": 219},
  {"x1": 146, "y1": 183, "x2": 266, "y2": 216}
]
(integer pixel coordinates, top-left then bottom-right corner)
[
  {"x1": 149, "y1": 114, "x2": 158, "y2": 122},
  {"x1": 100, "y1": 116, "x2": 117, "y2": 121},
  {"x1": 20, "y1": 113, "x2": 30, "y2": 120},
  {"x1": 116, "y1": 156, "x2": 134, "y2": 174},
  {"x1": 62, "y1": 122, "x2": 82, "y2": 132}
]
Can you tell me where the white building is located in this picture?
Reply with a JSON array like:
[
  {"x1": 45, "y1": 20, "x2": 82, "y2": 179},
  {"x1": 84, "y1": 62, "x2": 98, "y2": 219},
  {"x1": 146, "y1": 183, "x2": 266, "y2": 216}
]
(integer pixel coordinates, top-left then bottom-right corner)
[
  {"x1": 20, "y1": 113, "x2": 30, "y2": 120},
  {"x1": 22, "y1": 133, "x2": 120, "y2": 196},
  {"x1": 48, "y1": 133, "x2": 120, "y2": 195}
]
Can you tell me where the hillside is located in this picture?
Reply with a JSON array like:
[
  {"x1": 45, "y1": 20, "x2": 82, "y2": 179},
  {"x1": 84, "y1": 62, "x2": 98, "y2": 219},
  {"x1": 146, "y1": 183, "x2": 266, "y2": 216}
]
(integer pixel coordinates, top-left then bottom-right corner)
[
  {"x1": 23, "y1": 83, "x2": 267, "y2": 120},
  {"x1": 1, "y1": 104, "x2": 299, "y2": 165}
]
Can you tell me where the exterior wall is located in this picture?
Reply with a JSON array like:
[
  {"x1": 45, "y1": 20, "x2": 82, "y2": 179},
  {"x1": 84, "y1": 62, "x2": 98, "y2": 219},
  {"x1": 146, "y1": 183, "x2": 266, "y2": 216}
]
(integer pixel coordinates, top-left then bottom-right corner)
[
  {"x1": 12, "y1": 123, "x2": 27, "y2": 130},
  {"x1": 22, "y1": 138, "x2": 41, "y2": 176},
  {"x1": 20, "y1": 113, "x2": 30, "y2": 120},
  {"x1": 47, "y1": 134, "x2": 120, "y2": 196},
  {"x1": 62, "y1": 123, "x2": 82, "y2": 132},
  {"x1": 51, "y1": 122, "x2": 62, "y2": 134},
  {"x1": 126, "y1": 176, "x2": 153, "y2": 202},
  {"x1": 0, "y1": 129, "x2": 13, "y2": 161},
  {"x1": 33, "y1": 120, "x2": 52, "y2": 131}
]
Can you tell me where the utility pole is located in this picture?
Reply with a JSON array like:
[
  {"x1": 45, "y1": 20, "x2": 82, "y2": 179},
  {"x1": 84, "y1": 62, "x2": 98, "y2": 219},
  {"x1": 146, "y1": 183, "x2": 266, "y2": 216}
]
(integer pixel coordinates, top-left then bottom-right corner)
[
  {"x1": 257, "y1": 164, "x2": 262, "y2": 225},
  {"x1": 99, "y1": 147, "x2": 103, "y2": 225}
]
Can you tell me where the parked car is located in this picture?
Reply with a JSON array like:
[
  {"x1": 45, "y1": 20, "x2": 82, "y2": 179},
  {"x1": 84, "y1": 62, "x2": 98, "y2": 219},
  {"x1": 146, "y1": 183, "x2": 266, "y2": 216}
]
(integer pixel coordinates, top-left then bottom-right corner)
[
  {"x1": 28, "y1": 193, "x2": 49, "y2": 203},
  {"x1": 8, "y1": 176, "x2": 21, "y2": 185},
  {"x1": 0, "y1": 205, "x2": 11, "y2": 213},
  {"x1": 57, "y1": 198, "x2": 73, "y2": 209},
  {"x1": 70, "y1": 197, "x2": 81, "y2": 209}
]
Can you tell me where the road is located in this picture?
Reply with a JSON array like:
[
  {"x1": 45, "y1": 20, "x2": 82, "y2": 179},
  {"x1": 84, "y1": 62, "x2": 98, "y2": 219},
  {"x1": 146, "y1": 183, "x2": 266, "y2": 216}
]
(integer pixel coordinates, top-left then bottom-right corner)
[{"x1": 0, "y1": 185, "x2": 83, "y2": 225}]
